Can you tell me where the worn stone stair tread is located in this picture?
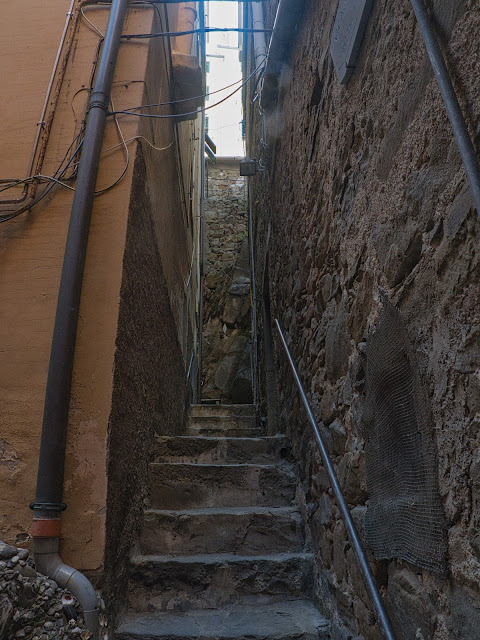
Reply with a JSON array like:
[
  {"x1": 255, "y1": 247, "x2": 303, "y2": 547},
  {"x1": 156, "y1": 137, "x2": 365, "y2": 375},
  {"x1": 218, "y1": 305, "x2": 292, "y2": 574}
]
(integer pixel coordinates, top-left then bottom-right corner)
[
  {"x1": 131, "y1": 552, "x2": 313, "y2": 565},
  {"x1": 152, "y1": 435, "x2": 290, "y2": 464},
  {"x1": 150, "y1": 462, "x2": 279, "y2": 469},
  {"x1": 144, "y1": 505, "x2": 299, "y2": 516},
  {"x1": 140, "y1": 506, "x2": 304, "y2": 555},
  {"x1": 190, "y1": 404, "x2": 257, "y2": 417},
  {"x1": 122, "y1": 405, "x2": 316, "y2": 628},
  {"x1": 150, "y1": 461, "x2": 281, "y2": 469},
  {"x1": 154, "y1": 435, "x2": 286, "y2": 443},
  {"x1": 190, "y1": 414, "x2": 257, "y2": 420},
  {"x1": 186, "y1": 426, "x2": 262, "y2": 437},
  {"x1": 187, "y1": 405, "x2": 258, "y2": 437},
  {"x1": 127, "y1": 553, "x2": 314, "y2": 610},
  {"x1": 148, "y1": 461, "x2": 296, "y2": 509},
  {"x1": 116, "y1": 600, "x2": 330, "y2": 639}
]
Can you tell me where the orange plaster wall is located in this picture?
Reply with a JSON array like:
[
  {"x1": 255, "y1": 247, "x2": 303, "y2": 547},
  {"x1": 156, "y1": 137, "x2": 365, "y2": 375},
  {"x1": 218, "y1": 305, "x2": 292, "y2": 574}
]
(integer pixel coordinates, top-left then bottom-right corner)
[{"x1": 0, "y1": 1, "x2": 160, "y2": 571}]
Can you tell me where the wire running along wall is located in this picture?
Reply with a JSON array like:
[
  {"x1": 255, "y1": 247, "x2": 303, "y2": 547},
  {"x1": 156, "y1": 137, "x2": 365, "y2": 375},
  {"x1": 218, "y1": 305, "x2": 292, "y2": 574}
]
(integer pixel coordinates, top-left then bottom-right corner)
[{"x1": 361, "y1": 294, "x2": 447, "y2": 574}]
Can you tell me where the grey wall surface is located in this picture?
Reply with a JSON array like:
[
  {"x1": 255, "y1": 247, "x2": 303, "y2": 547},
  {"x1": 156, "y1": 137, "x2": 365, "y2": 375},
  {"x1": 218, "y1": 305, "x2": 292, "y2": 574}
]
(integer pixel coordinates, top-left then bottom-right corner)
[{"x1": 248, "y1": 0, "x2": 480, "y2": 638}]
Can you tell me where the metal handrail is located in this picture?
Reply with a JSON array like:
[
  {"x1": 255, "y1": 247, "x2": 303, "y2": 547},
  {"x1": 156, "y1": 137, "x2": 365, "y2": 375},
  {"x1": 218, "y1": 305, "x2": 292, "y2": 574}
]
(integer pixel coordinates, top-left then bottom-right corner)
[
  {"x1": 275, "y1": 319, "x2": 397, "y2": 640},
  {"x1": 248, "y1": 182, "x2": 259, "y2": 405},
  {"x1": 410, "y1": 0, "x2": 480, "y2": 218}
]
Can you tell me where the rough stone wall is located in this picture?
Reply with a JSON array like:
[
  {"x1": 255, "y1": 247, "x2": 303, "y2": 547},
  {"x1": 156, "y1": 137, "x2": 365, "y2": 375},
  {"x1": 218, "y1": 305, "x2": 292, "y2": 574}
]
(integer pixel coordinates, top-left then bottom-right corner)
[
  {"x1": 249, "y1": 0, "x2": 480, "y2": 638},
  {"x1": 202, "y1": 162, "x2": 252, "y2": 403},
  {"x1": 0, "y1": 541, "x2": 92, "y2": 639},
  {"x1": 103, "y1": 145, "x2": 188, "y2": 625}
]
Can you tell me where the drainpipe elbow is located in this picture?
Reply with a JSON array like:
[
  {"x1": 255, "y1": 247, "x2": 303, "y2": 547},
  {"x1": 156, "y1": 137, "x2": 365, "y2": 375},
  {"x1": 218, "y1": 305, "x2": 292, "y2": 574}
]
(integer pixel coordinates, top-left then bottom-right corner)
[{"x1": 33, "y1": 537, "x2": 100, "y2": 638}]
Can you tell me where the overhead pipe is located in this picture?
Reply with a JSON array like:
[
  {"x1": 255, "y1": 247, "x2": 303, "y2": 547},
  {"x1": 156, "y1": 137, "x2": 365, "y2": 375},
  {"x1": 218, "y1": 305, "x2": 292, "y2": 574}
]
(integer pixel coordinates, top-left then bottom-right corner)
[
  {"x1": 31, "y1": 0, "x2": 129, "y2": 635},
  {"x1": 409, "y1": 0, "x2": 480, "y2": 218},
  {"x1": 275, "y1": 320, "x2": 397, "y2": 640},
  {"x1": 260, "y1": 0, "x2": 306, "y2": 113},
  {"x1": 251, "y1": 1, "x2": 267, "y2": 74}
]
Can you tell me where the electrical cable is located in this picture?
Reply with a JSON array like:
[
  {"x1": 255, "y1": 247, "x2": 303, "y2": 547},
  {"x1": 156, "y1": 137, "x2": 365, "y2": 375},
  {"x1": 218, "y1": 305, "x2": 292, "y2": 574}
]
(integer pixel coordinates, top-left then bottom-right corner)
[
  {"x1": 35, "y1": 175, "x2": 75, "y2": 191},
  {"x1": 81, "y1": 0, "x2": 165, "y2": 41},
  {"x1": 0, "y1": 129, "x2": 173, "y2": 222},
  {"x1": 0, "y1": 128, "x2": 85, "y2": 198},
  {"x1": 0, "y1": 137, "x2": 85, "y2": 223},
  {"x1": 84, "y1": 135, "x2": 174, "y2": 161},
  {"x1": 81, "y1": 5, "x2": 105, "y2": 38},
  {"x1": 0, "y1": 1, "x2": 164, "y2": 222},
  {"x1": 93, "y1": 98, "x2": 130, "y2": 195},
  {"x1": 0, "y1": 5, "x2": 258, "y2": 220},
  {"x1": 109, "y1": 59, "x2": 266, "y2": 120},
  {"x1": 117, "y1": 69, "x2": 260, "y2": 113},
  {"x1": 122, "y1": 27, "x2": 272, "y2": 40}
]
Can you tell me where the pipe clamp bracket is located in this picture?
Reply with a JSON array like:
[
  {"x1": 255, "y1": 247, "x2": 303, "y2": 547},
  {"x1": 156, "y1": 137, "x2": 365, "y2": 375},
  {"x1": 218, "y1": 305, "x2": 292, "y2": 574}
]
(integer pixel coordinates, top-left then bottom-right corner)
[{"x1": 30, "y1": 501, "x2": 67, "y2": 512}]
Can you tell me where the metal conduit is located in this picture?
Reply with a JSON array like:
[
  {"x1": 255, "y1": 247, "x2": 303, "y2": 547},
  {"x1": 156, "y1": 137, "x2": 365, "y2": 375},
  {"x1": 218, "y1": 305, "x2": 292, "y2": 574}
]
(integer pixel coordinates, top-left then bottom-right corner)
[
  {"x1": 410, "y1": 0, "x2": 480, "y2": 217},
  {"x1": 275, "y1": 319, "x2": 397, "y2": 640}
]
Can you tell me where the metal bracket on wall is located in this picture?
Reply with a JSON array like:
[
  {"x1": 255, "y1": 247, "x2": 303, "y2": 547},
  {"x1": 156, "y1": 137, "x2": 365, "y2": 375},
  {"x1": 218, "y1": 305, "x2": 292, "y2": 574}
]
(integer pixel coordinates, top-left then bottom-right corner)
[{"x1": 330, "y1": 0, "x2": 374, "y2": 85}]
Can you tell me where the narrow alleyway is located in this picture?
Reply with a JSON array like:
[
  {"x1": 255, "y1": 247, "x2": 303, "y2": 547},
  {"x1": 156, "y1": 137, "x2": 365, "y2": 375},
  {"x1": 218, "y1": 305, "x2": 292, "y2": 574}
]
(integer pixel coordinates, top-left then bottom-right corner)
[
  {"x1": 1, "y1": 0, "x2": 479, "y2": 638},
  {"x1": 115, "y1": 404, "x2": 329, "y2": 639}
]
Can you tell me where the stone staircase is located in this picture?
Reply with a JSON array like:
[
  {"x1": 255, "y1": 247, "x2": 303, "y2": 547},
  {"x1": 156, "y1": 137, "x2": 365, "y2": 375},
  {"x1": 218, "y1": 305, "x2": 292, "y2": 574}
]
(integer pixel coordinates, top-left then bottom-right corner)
[{"x1": 115, "y1": 404, "x2": 330, "y2": 640}]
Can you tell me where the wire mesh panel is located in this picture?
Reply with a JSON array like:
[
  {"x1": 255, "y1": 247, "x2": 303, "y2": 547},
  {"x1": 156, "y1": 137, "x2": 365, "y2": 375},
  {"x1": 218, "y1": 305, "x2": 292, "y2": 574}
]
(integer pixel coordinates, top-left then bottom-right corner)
[{"x1": 361, "y1": 295, "x2": 447, "y2": 574}]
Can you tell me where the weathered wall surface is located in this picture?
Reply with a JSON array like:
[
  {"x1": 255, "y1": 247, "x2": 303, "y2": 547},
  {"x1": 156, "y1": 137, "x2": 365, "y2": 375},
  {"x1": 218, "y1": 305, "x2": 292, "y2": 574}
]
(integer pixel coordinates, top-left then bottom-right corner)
[
  {"x1": 104, "y1": 145, "x2": 189, "y2": 622},
  {"x1": 249, "y1": 0, "x2": 480, "y2": 638},
  {"x1": 0, "y1": 0, "x2": 198, "y2": 589},
  {"x1": 0, "y1": 0, "x2": 153, "y2": 573},
  {"x1": 102, "y1": 4, "x2": 201, "y2": 622},
  {"x1": 202, "y1": 161, "x2": 252, "y2": 402}
]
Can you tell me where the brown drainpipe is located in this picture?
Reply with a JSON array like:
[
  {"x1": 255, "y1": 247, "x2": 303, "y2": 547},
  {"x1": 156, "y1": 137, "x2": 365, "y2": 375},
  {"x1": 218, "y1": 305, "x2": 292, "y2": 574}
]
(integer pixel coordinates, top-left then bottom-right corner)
[{"x1": 31, "y1": 0, "x2": 129, "y2": 636}]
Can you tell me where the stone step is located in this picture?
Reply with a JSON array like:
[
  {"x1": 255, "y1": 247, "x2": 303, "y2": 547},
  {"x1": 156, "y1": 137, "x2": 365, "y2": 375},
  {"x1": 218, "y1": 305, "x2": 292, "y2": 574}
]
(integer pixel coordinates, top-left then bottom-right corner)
[
  {"x1": 148, "y1": 463, "x2": 296, "y2": 509},
  {"x1": 116, "y1": 600, "x2": 330, "y2": 640},
  {"x1": 190, "y1": 404, "x2": 256, "y2": 418},
  {"x1": 186, "y1": 418, "x2": 261, "y2": 438},
  {"x1": 153, "y1": 435, "x2": 290, "y2": 464},
  {"x1": 127, "y1": 553, "x2": 314, "y2": 613},
  {"x1": 140, "y1": 506, "x2": 305, "y2": 555}
]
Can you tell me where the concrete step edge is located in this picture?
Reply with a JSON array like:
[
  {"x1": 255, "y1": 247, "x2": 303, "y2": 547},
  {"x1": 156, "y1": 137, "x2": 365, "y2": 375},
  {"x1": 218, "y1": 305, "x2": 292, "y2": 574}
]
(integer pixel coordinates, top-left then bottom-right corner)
[
  {"x1": 154, "y1": 435, "x2": 286, "y2": 442},
  {"x1": 116, "y1": 600, "x2": 330, "y2": 639},
  {"x1": 131, "y1": 552, "x2": 313, "y2": 565},
  {"x1": 149, "y1": 461, "x2": 284, "y2": 469},
  {"x1": 143, "y1": 505, "x2": 300, "y2": 517}
]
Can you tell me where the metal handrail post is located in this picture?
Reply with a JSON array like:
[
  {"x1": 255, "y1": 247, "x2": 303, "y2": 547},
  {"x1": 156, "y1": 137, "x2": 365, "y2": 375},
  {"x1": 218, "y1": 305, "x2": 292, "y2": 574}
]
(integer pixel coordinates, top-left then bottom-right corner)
[
  {"x1": 410, "y1": 0, "x2": 480, "y2": 217},
  {"x1": 275, "y1": 319, "x2": 397, "y2": 640}
]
